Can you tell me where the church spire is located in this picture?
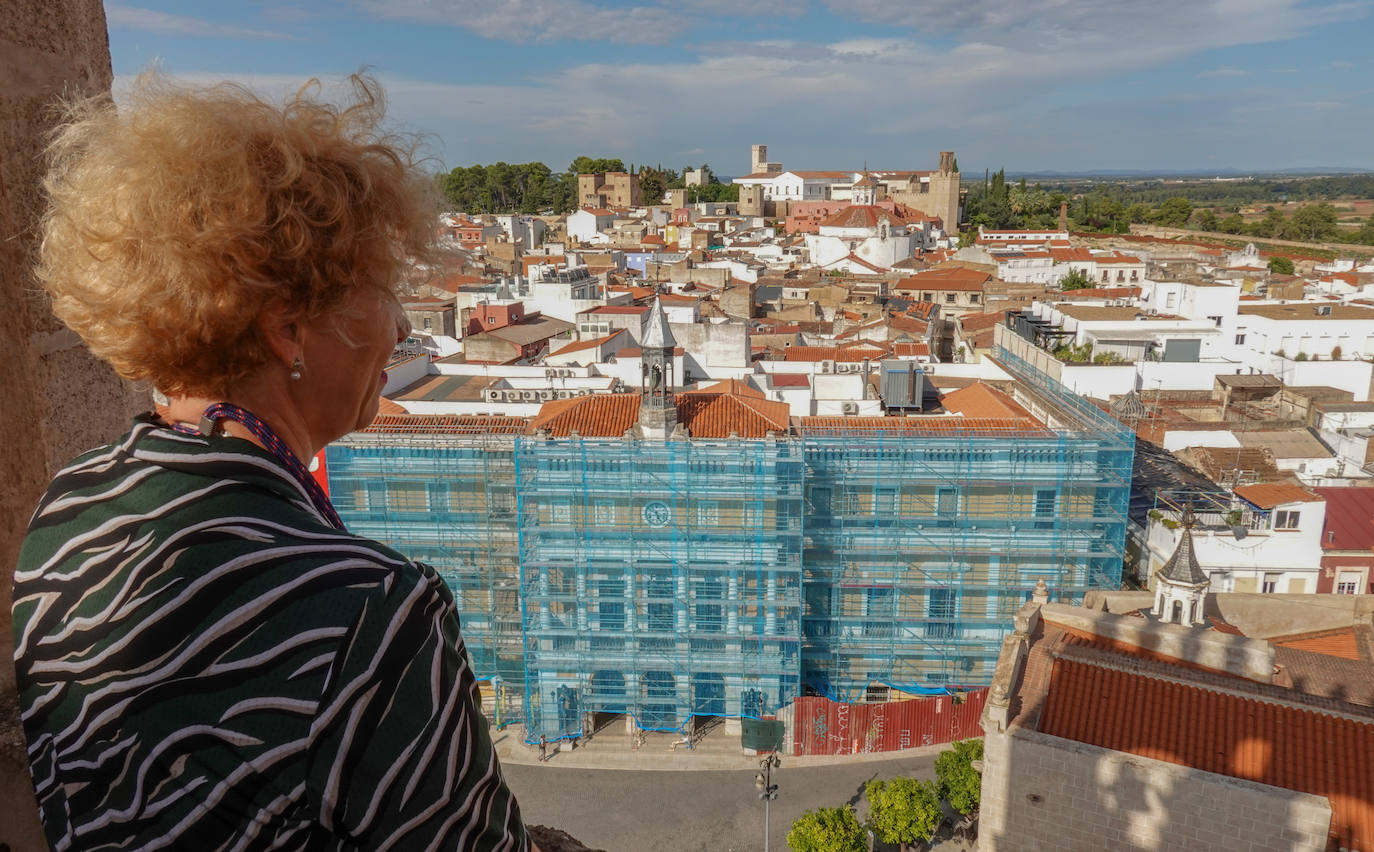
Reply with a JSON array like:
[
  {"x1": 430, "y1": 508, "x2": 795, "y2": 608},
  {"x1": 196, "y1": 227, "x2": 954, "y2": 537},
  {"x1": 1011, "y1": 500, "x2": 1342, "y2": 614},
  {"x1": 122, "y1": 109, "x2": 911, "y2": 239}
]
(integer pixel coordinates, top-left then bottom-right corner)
[{"x1": 1151, "y1": 503, "x2": 1210, "y2": 626}]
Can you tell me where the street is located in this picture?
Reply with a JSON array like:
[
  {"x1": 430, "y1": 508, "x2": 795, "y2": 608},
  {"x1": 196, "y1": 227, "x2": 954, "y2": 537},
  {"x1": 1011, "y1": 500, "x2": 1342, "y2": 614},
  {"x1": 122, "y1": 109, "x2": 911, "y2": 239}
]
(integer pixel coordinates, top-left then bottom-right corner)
[{"x1": 505, "y1": 752, "x2": 939, "y2": 852}]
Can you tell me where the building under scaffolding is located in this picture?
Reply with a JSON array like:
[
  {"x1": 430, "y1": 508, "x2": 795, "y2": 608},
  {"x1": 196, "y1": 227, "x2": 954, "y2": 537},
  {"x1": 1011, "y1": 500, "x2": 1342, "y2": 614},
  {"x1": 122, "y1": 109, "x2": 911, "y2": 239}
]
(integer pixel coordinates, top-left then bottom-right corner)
[{"x1": 325, "y1": 347, "x2": 1133, "y2": 739}]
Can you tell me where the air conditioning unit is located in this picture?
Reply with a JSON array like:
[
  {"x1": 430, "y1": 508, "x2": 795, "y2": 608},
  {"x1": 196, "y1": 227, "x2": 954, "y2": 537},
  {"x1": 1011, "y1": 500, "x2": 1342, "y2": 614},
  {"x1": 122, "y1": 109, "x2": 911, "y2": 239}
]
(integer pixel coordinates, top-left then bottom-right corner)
[
  {"x1": 820, "y1": 359, "x2": 836, "y2": 374},
  {"x1": 486, "y1": 389, "x2": 502, "y2": 402},
  {"x1": 545, "y1": 368, "x2": 557, "y2": 378},
  {"x1": 504, "y1": 390, "x2": 523, "y2": 403},
  {"x1": 522, "y1": 390, "x2": 536, "y2": 401},
  {"x1": 842, "y1": 402, "x2": 859, "y2": 414},
  {"x1": 555, "y1": 390, "x2": 569, "y2": 399}
]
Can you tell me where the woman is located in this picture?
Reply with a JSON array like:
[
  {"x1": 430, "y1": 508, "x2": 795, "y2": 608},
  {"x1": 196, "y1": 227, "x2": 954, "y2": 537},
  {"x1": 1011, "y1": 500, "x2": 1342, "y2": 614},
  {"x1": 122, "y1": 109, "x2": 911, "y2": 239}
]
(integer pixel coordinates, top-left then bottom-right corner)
[{"x1": 13, "y1": 75, "x2": 531, "y2": 850}]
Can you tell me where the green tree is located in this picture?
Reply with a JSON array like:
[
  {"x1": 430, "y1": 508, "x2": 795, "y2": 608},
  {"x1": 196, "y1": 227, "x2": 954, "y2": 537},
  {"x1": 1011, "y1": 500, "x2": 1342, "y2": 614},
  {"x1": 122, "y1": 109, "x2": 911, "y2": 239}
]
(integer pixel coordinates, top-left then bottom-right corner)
[
  {"x1": 1059, "y1": 267, "x2": 1093, "y2": 291},
  {"x1": 786, "y1": 806, "x2": 867, "y2": 852},
  {"x1": 1268, "y1": 256, "x2": 1295, "y2": 275},
  {"x1": 866, "y1": 777, "x2": 943, "y2": 852},
  {"x1": 1153, "y1": 196, "x2": 1193, "y2": 227},
  {"x1": 935, "y1": 738, "x2": 985, "y2": 821},
  {"x1": 1282, "y1": 203, "x2": 1339, "y2": 241},
  {"x1": 1192, "y1": 208, "x2": 1218, "y2": 232},
  {"x1": 1124, "y1": 203, "x2": 1153, "y2": 224},
  {"x1": 1218, "y1": 213, "x2": 1244, "y2": 234}
]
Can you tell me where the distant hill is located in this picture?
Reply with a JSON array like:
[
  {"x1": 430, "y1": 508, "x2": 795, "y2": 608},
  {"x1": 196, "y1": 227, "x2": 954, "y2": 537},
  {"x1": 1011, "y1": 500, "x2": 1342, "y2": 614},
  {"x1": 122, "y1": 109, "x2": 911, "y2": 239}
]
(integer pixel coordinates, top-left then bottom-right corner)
[{"x1": 998, "y1": 167, "x2": 1374, "y2": 180}]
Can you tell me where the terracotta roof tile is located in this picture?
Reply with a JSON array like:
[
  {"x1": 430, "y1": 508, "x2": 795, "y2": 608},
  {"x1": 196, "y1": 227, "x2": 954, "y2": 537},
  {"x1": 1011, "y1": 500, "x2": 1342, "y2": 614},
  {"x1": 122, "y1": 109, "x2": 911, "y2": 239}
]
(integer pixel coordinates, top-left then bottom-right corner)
[
  {"x1": 892, "y1": 342, "x2": 930, "y2": 357},
  {"x1": 1234, "y1": 481, "x2": 1324, "y2": 509},
  {"x1": 549, "y1": 330, "x2": 626, "y2": 356},
  {"x1": 783, "y1": 345, "x2": 886, "y2": 363},
  {"x1": 1038, "y1": 656, "x2": 1374, "y2": 850},
  {"x1": 794, "y1": 416, "x2": 1049, "y2": 436},
  {"x1": 681, "y1": 378, "x2": 765, "y2": 399},
  {"x1": 770, "y1": 373, "x2": 810, "y2": 387},
  {"x1": 363, "y1": 414, "x2": 528, "y2": 434},
  {"x1": 1271, "y1": 627, "x2": 1364, "y2": 662},
  {"x1": 678, "y1": 393, "x2": 789, "y2": 438},
  {"x1": 939, "y1": 383, "x2": 1032, "y2": 419},
  {"x1": 529, "y1": 393, "x2": 640, "y2": 437}
]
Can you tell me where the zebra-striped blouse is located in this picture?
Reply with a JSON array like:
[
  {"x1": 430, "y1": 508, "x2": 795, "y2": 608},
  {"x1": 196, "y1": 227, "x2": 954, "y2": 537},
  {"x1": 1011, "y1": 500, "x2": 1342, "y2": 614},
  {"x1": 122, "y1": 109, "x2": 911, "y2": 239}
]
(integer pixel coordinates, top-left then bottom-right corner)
[{"x1": 13, "y1": 415, "x2": 529, "y2": 851}]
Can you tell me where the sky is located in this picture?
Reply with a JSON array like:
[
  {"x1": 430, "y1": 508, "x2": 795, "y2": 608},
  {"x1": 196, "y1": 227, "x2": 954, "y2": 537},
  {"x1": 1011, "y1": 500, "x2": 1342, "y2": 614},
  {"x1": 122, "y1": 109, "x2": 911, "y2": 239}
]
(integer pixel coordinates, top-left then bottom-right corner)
[{"x1": 104, "y1": 0, "x2": 1374, "y2": 177}]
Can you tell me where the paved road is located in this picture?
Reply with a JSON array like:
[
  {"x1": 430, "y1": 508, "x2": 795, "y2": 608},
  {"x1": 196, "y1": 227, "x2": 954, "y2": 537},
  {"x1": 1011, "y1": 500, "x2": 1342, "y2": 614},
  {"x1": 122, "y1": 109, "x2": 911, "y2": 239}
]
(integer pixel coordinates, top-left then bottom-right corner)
[{"x1": 505, "y1": 752, "x2": 938, "y2": 852}]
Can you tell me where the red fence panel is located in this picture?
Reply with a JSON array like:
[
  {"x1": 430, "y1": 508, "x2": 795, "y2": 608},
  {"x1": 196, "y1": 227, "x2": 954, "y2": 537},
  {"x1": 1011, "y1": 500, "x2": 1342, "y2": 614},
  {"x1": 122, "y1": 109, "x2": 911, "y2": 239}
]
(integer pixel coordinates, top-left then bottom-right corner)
[{"x1": 791, "y1": 689, "x2": 988, "y2": 756}]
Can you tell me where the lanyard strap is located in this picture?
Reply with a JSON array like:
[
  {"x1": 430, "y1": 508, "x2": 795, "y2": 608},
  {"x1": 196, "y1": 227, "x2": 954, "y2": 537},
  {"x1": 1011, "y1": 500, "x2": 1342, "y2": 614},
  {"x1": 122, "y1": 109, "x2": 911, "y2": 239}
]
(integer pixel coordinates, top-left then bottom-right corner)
[{"x1": 170, "y1": 403, "x2": 346, "y2": 531}]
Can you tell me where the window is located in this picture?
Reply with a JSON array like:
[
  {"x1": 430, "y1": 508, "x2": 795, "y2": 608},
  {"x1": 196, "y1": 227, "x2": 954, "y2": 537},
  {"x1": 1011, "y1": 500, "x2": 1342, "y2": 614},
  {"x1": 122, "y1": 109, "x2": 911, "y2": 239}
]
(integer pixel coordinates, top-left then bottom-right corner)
[
  {"x1": 1164, "y1": 293, "x2": 1176, "y2": 310},
  {"x1": 550, "y1": 499, "x2": 572, "y2": 524},
  {"x1": 1336, "y1": 571, "x2": 1362, "y2": 595},
  {"x1": 423, "y1": 316, "x2": 433, "y2": 331},
  {"x1": 696, "y1": 500, "x2": 719, "y2": 526},
  {"x1": 594, "y1": 500, "x2": 615, "y2": 526},
  {"x1": 1034, "y1": 488, "x2": 1056, "y2": 529},
  {"x1": 1262, "y1": 573, "x2": 1281, "y2": 594},
  {"x1": 647, "y1": 602, "x2": 674, "y2": 631},
  {"x1": 1208, "y1": 316, "x2": 1223, "y2": 327},
  {"x1": 945, "y1": 293, "x2": 957, "y2": 304},
  {"x1": 1274, "y1": 510, "x2": 1301, "y2": 530},
  {"x1": 1234, "y1": 333, "x2": 1247, "y2": 345},
  {"x1": 925, "y1": 588, "x2": 960, "y2": 638},
  {"x1": 968, "y1": 293, "x2": 980, "y2": 304},
  {"x1": 936, "y1": 488, "x2": 958, "y2": 527},
  {"x1": 922, "y1": 292, "x2": 934, "y2": 302}
]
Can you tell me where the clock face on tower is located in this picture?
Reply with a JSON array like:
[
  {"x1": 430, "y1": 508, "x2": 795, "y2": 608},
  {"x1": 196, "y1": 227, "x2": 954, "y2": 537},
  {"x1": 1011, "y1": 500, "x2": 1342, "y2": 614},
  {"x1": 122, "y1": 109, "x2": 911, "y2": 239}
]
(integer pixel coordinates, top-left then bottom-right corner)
[{"x1": 641, "y1": 501, "x2": 671, "y2": 527}]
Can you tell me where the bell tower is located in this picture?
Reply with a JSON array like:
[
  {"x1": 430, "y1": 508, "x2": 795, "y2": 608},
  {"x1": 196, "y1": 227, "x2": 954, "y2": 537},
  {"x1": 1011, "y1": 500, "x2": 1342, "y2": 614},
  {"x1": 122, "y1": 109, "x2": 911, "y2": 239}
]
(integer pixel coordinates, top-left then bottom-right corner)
[{"x1": 638, "y1": 297, "x2": 678, "y2": 440}]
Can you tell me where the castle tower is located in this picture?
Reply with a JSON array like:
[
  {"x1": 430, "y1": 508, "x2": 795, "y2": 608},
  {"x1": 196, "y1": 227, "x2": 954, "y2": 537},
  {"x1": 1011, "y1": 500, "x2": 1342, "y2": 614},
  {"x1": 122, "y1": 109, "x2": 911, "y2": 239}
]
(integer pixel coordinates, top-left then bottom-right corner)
[
  {"x1": 750, "y1": 144, "x2": 782, "y2": 175},
  {"x1": 638, "y1": 298, "x2": 678, "y2": 440},
  {"x1": 1150, "y1": 505, "x2": 1210, "y2": 626},
  {"x1": 926, "y1": 150, "x2": 962, "y2": 235},
  {"x1": 739, "y1": 184, "x2": 766, "y2": 217}
]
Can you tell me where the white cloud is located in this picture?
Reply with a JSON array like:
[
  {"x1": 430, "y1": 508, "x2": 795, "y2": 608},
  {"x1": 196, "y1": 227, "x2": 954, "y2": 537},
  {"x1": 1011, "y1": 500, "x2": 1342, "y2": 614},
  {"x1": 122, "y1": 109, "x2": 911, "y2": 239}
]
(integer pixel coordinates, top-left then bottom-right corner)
[
  {"x1": 105, "y1": 4, "x2": 298, "y2": 40},
  {"x1": 353, "y1": 0, "x2": 684, "y2": 44},
  {"x1": 353, "y1": 0, "x2": 803, "y2": 44},
  {"x1": 1198, "y1": 67, "x2": 1250, "y2": 77}
]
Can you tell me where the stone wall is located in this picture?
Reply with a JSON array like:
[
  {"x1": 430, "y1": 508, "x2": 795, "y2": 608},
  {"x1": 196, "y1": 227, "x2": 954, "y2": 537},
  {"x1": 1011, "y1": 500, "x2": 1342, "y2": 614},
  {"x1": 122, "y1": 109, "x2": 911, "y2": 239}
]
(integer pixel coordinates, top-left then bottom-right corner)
[
  {"x1": 979, "y1": 727, "x2": 1333, "y2": 852},
  {"x1": 2, "y1": 5, "x2": 149, "y2": 849}
]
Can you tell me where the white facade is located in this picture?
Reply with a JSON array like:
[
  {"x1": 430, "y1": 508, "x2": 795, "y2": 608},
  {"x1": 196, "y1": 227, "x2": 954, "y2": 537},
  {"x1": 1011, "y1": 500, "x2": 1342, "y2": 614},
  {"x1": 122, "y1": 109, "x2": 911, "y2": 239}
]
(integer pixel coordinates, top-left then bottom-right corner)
[{"x1": 565, "y1": 209, "x2": 616, "y2": 243}]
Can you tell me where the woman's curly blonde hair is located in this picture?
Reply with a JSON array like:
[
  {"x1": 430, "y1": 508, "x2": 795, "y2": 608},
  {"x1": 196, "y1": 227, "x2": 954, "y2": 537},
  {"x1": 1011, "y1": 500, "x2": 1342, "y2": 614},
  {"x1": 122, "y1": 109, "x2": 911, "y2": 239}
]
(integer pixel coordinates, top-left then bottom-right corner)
[{"x1": 37, "y1": 73, "x2": 434, "y2": 396}]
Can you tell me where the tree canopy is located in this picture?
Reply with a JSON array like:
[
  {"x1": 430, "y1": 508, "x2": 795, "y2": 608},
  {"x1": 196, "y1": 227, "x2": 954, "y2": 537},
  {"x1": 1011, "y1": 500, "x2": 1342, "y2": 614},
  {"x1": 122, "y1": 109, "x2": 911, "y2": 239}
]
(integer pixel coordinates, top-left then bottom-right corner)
[
  {"x1": 1059, "y1": 267, "x2": 1093, "y2": 291},
  {"x1": 935, "y1": 738, "x2": 985, "y2": 818},
  {"x1": 866, "y1": 777, "x2": 943, "y2": 852},
  {"x1": 437, "y1": 158, "x2": 728, "y2": 215},
  {"x1": 1268, "y1": 256, "x2": 1296, "y2": 275},
  {"x1": 786, "y1": 806, "x2": 867, "y2": 852}
]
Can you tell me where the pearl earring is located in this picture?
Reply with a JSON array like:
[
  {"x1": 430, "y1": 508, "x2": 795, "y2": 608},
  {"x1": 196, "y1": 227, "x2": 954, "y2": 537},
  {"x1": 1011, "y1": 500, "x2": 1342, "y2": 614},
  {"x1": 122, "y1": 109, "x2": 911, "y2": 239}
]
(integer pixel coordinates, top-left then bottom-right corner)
[{"x1": 290, "y1": 358, "x2": 303, "y2": 381}]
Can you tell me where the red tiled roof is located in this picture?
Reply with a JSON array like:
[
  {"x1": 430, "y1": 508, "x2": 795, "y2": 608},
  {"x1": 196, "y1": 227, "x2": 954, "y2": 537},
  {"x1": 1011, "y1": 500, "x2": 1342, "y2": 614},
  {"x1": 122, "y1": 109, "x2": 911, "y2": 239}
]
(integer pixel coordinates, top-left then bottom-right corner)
[
  {"x1": 1234, "y1": 481, "x2": 1324, "y2": 509},
  {"x1": 677, "y1": 392, "x2": 789, "y2": 438},
  {"x1": 550, "y1": 330, "x2": 625, "y2": 356},
  {"x1": 892, "y1": 342, "x2": 930, "y2": 357},
  {"x1": 783, "y1": 345, "x2": 885, "y2": 363},
  {"x1": 895, "y1": 267, "x2": 991, "y2": 292},
  {"x1": 957, "y1": 311, "x2": 1006, "y2": 332},
  {"x1": 770, "y1": 373, "x2": 811, "y2": 387},
  {"x1": 1314, "y1": 487, "x2": 1374, "y2": 550},
  {"x1": 363, "y1": 414, "x2": 528, "y2": 434},
  {"x1": 794, "y1": 416, "x2": 1048, "y2": 435},
  {"x1": 681, "y1": 378, "x2": 764, "y2": 399},
  {"x1": 588, "y1": 305, "x2": 650, "y2": 315},
  {"x1": 1271, "y1": 627, "x2": 1363, "y2": 662},
  {"x1": 1038, "y1": 656, "x2": 1374, "y2": 851},
  {"x1": 940, "y1": 383, "x2": 1032, "y2": 419},
  {"x1": 376, "y1": 396, "x2": 407, "y2": 416},
  {"x1": 816, "y1": 205, "x2": 906, "y2": 230},
  {"x1": 529, "y1": 393, "x2": 640, "y2": 437},
  {"x1": 579, "y1": 207, "x2": 615, "y2": 216}
]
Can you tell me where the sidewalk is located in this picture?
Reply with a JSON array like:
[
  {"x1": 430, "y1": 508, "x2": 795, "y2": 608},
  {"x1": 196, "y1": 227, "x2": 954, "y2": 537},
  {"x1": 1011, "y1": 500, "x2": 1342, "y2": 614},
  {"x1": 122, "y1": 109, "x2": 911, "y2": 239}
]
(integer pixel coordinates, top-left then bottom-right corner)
[{"x1": 491, "y1": 721, "x2": 953, "y2": 771}]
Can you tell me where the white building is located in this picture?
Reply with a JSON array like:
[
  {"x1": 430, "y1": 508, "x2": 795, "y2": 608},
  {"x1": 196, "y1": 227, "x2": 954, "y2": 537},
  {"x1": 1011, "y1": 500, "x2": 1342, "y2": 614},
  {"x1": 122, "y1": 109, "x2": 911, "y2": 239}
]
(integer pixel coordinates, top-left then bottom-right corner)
[
  {"x1": 802, "y1": 206, "x2": 924, "y2": 271},
  {"x1": 565, "y1": 208, "x2": 617, "y2": 244}
]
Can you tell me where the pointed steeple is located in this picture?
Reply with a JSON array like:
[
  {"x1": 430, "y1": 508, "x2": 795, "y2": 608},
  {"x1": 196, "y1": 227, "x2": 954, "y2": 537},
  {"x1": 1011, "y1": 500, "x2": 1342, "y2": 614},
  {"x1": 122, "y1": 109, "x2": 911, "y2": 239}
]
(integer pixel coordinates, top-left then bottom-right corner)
[
  {"x1": 641, "y1": 297, "x2": 676, "y2": 350},
  {"x1": 1159, "y1": 505, "x2": 1208, "y2": 586},
  {"x1": 1152, "y1": 503, "x2": 1210, "y2": 626}
]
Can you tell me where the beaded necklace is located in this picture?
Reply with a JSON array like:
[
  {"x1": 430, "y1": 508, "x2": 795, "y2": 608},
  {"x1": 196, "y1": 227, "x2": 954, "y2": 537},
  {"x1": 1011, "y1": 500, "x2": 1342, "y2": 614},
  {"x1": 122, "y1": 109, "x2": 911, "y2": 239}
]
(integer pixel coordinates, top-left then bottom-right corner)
[{"x1": 170, "y1": 402, "x2": 346, "y2": 531}]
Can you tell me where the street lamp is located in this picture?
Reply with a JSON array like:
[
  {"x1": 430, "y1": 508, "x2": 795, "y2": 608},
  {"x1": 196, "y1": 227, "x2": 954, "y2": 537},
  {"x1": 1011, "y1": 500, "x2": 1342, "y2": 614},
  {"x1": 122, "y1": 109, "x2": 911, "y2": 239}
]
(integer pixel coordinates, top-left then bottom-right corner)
[{"x1": 755, "y1": 753, "x2": 781, "y2": 852}]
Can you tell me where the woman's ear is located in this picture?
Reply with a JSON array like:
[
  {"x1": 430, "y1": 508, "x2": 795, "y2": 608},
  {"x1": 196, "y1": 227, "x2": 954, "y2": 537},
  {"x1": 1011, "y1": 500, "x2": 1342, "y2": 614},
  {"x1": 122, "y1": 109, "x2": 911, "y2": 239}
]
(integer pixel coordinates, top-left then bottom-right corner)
[{"x1": 256, "y1": 301, "x2": 304, "y2": 369}]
